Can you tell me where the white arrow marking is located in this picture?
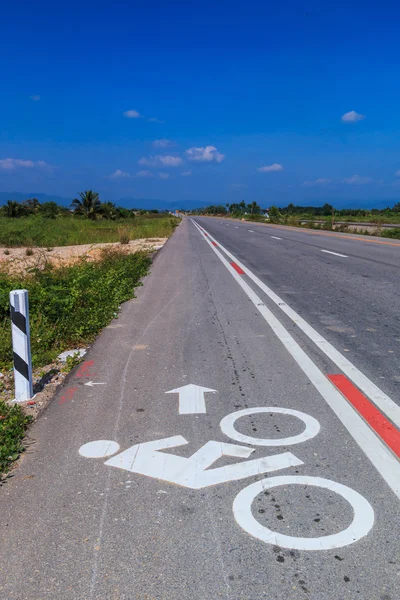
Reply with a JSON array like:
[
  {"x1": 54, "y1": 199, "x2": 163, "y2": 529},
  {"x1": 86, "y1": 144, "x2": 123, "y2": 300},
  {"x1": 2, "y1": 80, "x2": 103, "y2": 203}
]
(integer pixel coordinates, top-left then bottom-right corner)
[
  {"x1": 165, "y1": 384, "x2": 217, "y2": 414},
  {"x1": 84, "y1": 381, "x2": 106, "y2": 387},
  {"x1": 104, "y1": 436, "x2": 303, "y2": 489}
]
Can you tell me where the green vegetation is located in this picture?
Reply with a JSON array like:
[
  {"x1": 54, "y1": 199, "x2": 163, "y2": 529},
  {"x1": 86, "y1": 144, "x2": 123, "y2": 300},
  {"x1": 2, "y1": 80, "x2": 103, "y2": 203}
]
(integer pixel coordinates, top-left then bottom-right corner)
[
  {"x1": 0, "y1": 192, "x2": 179, "y2": 247},
  {"x1": 0, "y1": 249, "x2": 151, "y2": 371},
  {"x1": 191, "y1": 201, "x2": 400, "y2": 239},
  {"x1": 0, "y1": 214, "x2": 177, "y2": 247},
  {"x1": 0, "y1": 400, "x2": 33, "y2": 476},
  {"x1": 195, "y1": 201, "x2": 263, "y2": 217}
]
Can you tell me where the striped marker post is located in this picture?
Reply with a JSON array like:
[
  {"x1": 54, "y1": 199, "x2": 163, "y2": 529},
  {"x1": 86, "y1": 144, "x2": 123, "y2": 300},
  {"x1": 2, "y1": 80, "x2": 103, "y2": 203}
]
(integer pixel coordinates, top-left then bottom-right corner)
[{"x1": 10, "y1": 289, "x2": 33, "y2": 402}]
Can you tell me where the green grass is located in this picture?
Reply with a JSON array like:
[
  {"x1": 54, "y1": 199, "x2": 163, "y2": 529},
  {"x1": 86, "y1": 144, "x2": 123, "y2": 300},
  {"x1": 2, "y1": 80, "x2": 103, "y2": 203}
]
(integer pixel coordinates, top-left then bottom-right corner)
[
  {"x1": 0, "y1": 400, "x2": 33, "y2": 477},
  {"x1": 0, "y1": 214, "x2": 179, "y2": 247},
  {"x1": 289, "y1": 214, "x2": 400, "y2": 224},
  {"x1": 0, "y1": 249, "x2": 152, "y2": 371}
]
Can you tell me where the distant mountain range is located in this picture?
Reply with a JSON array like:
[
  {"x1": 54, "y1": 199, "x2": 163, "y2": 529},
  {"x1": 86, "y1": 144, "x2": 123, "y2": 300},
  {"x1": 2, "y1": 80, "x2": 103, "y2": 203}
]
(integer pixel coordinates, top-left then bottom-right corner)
[{"x1": 0, "y1": 191, "x2": 397, "y2": 211}]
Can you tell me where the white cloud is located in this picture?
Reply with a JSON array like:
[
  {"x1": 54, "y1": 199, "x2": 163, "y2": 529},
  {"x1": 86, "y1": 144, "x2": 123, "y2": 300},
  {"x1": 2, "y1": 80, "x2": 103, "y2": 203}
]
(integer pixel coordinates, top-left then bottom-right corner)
[
  {"x1": 341, "y1": 111, "x2": 365, "y2": 123},
  {"x1": 302, "y1": 178, "x2": 331, "y2": 186},
  {"x1": 181, "y1": 170, "x2": 192, "y2": 176},
  {"x1": 342, "y1": 174, "x2": 372, "y2": 184},
  {"x1": 159, "y1": 172, "x2": 170, "y2": 179},
  {"x1": 30, "y1": 95, "x2": 41, "y2": 101},
  {"x1": 138, "y1": 155, "x2": 182, "y2": 167},
  {"x1": 160, "y1": 155, "x2": 182, "y2": 167},
  {"x1": 186, "y1": 145, "x2": 225, "y2": 163},
  {"x1": 395, "y1": 170, "x2": 400, "y2": 177},
  {"x1": 109, "y1": 169, "x2": 131, "y2": 179},
  {"x1": 0, "y1": 158, "x2": 53, "y2": 171},
  {"x1": 153, "y1": 139, "x2": 175, "y2": 149},
  {"x1": 257, "y1": 163, "x2": 284, "y2": 172},
  {"x1": 231, "y1": 183, "x2": 247, "y2": 188},
  {"x1": 147, "y1": 117, "x2": 164, "y2": 123},
  {"x1": 123, "y1": 109, "x2": 141, "y2": 119},
  {"x1": 136, "y1": 170, "x2": 154, "y2": 178}
]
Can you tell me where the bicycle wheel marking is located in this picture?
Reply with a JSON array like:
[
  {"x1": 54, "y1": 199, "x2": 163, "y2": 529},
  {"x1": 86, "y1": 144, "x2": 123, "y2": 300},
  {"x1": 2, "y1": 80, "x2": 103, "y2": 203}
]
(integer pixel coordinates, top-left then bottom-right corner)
[
  {"x1": 220, "y1": 407, "x2": 320, "y2": 446},
  {"x1": 233, "y1": 475, "x2": 375, "y2": 550}
]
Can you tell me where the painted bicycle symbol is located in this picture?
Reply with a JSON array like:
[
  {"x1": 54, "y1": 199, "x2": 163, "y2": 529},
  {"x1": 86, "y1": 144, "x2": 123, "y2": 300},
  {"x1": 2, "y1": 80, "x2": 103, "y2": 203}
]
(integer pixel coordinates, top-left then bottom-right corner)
[{"x1": 79, "y1": 406, "x2": 374, "y2": 551}]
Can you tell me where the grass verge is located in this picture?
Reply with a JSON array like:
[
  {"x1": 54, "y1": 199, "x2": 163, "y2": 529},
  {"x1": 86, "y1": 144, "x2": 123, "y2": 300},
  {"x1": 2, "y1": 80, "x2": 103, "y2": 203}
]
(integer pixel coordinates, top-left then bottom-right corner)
[
  {"x1": 0, "y1": 214, "x2": 179, "y2": 247},
  {"x1": 0, "y1": 249, "x2": 152, "y2": 371},
  {"x1": 0, "y1": 400, "x2": 33, "y2": 477}
]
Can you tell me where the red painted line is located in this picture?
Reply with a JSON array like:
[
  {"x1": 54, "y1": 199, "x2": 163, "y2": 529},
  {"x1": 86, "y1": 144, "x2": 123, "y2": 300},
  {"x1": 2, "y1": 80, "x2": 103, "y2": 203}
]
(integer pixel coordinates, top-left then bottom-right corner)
[
  {"x1": 204, "y1": 233, "x2": 208, "y2": 237},
  {"x1": 59, "y1": 387, "x2": 78, "y2": 405},
  {"x1": 328, "y1": 374, "x2": 400, "y2": 458},
  {"x1": 76, "y1": 360, "x2": 95, "y2": 378},
  {"x1": 212, "y1": 241, "x2": 218, "y2": 247},
  {"x1": 230, "y1": 262, "x2": 245, "y2": 275}
]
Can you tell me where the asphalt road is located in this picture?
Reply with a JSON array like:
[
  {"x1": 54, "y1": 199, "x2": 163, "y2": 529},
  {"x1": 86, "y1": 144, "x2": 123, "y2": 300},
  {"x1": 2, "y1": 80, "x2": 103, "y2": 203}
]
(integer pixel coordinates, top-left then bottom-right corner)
[{"x1": 0, "y1": 217, "x2": 399, "y2": 600}]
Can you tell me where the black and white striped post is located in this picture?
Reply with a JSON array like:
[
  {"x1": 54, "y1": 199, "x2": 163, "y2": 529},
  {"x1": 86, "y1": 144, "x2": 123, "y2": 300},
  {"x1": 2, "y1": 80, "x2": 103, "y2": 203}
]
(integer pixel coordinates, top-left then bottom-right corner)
[{"x1": 10, "y1": 289, "x2": 33, "y2": 402}]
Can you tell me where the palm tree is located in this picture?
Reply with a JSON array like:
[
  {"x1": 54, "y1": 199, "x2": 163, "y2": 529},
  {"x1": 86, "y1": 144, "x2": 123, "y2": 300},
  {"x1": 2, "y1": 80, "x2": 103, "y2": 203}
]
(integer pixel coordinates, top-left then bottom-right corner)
[
  {"x1": 72, "y1": 190, "x2": 101, "y2": 219},
  {"x1": 4, "y1": 200, "x2": 20, "y2": 218}
]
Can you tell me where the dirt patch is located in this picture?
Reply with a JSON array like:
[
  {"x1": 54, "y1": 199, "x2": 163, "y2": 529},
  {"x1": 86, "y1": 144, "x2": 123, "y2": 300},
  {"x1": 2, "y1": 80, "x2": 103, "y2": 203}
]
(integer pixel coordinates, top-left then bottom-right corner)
[
  {"x1": 0, "y1": 357, "x2": 78, "y2": 421},
  {"x1": 0, "y1": 238, "x2": 167, "y2": 276}
]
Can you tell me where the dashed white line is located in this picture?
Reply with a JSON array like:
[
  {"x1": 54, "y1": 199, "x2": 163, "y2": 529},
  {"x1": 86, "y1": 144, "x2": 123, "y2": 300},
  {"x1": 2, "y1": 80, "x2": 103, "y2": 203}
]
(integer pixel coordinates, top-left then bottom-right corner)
[
  {"x1": 235, "y1": 226, "x2": 239, "y2": 229},
  {"x1": 248, "y1": 230, "x2": 255, "y2": 233},
  {"x1": 321, "y1": 249, "x2": 348, "y2": 258},
  {"x1": 192, "y1": 219, "x2": 400, "y2": 429},
  {"x1": 271, "y1": 236, "x2": 282, "y2": 240}
]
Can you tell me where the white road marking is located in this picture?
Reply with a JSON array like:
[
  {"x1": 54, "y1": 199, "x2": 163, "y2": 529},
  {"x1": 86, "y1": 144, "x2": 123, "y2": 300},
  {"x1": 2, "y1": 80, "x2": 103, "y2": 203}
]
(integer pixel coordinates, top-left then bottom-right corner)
[
  {"x1": 193, "y1": 220, "x2": 400, "y2": 429},
  {"x1": 191, "y1": 219, "x2": 400, "y2": 499},
  {"x1": 165, "y1": 383, "x2": 217, "y2": 414},
  {"x1": 248, "y1": 230, "x2": 255, "y2": 233},
  {"x1": 235, "y1": 226, "x2": 239, "y2": 229},
  {"x1": 79, "y1": 440, "x2": 120, "y2": 458},
  {"x1": 271, "y1": 236, "x2": 282, "y2": 240},
  {"x1": 220, "y1": 407, "x2": 320, "y2": 446},
  {"x1": 84, "y1": 381, "x2": 106, "y2": 387},
  {"x1": 321, "y1": 249, "x2": 348, "y2": 258},
  {"x1": 103, "y1": 436, "x2": 302, "y2": 489},
  {"x1": 233, "y1": 476, "x2": 374, "y2": 550}
]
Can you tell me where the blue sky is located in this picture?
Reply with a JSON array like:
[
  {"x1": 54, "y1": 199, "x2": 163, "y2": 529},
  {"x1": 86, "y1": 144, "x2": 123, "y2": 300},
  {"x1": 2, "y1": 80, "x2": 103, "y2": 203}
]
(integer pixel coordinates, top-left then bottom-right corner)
[{"x1": 1, "y1": 0, "x2": 400, "y2": 208}]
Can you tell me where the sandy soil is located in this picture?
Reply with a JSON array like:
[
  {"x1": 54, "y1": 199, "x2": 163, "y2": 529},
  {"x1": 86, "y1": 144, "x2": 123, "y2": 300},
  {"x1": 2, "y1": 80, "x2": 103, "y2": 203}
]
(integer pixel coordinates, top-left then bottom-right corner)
[{"x1": 0, "y1": 238, "x2": 167, "y2": 275}]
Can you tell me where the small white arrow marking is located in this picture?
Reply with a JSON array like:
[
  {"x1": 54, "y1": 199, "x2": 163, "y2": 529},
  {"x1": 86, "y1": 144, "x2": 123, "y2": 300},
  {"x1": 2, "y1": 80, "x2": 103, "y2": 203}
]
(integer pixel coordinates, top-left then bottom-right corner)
[
  {"x1": 104, "y1": 436, "x2": 303, "y2": 489},
  {"x1": 165, "y1": 384, "x2": 217, "y2": 414},
  {"x1": 84, "y1": 381, "x2": 106, "y2": 387}
]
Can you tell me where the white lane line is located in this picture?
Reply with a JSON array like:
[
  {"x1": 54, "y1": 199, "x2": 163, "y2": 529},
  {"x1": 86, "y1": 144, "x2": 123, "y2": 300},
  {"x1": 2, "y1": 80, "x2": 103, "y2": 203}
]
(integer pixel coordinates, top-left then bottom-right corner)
[
  {"x1": 248, "y1": 230, "x2": 255, "y2": 233},
  {"x1": 191, "y1": 219, "x2": 400, "y2": 499},
  {"x1": 321, "y1": 249, "x2": 348, "y2": 258},
  {"x1": 193, "y1": 220, "x2": 400, "y2": 429},
  {"x1": 271, "y1": 236, "x2": 282, "y2": 240}
]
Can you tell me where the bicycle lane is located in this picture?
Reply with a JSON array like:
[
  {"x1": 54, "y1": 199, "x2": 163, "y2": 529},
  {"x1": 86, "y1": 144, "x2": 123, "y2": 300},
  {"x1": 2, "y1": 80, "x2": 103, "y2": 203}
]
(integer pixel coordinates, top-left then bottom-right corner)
[{"x1": 0, "y1": 218, "x2": 398, "y2": 600}]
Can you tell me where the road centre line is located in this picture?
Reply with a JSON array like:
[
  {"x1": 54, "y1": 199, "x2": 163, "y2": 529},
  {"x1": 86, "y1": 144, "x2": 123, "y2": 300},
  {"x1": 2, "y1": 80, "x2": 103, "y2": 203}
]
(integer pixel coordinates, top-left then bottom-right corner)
[
  {"x1": 321, "y1": 249, "x2": 348, "y2": 258},
  {"x1": 271, "y1": 236, "x2": 282, "y2": 240},
  {"x1": 191, "y1": 219, "x2": 400, "y2": 499},
  {"x1": 193, "y1": 220, "x2": 400, "y2": 429},
  {"x1": 248, "y1": 230, "x2": 255, "y2": 233}
]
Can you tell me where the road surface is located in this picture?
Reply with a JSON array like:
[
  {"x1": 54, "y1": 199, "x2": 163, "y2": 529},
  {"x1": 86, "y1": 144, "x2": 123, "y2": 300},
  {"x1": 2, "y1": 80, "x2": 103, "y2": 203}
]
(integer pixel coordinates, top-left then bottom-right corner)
[{"x1": 0, "y1": 217, "x2": 399, "y2": 600}]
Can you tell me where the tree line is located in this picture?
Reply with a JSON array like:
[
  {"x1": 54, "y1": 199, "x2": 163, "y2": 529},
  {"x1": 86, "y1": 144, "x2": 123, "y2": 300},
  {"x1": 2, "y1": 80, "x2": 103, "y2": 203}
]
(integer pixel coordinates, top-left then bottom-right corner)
[
  {"x1": 0, "y1": 191, "x2": 162, "y2": 220},
  {"x1": 191, "y1": 201, "x2": 400, "y2": 217}
]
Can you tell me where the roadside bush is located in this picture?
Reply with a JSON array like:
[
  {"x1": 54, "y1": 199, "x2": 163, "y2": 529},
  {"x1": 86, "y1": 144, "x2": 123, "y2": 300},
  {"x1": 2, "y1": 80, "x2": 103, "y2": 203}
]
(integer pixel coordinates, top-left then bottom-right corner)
[
  {"x1": 268, "y1": 206, "x2": 282, "y2": 223},
  {"x1": 381, "y1": 227, "x2": 400, "y2": 239},
  {"x1": 0, "y1": 400, "x2": 33, "y2": 476},
  {"x1": 119, "y1": 229, "x2": 130, "y2": 244},
  {"x1": 0, "y1": 250, "x2": 151, "y2": 370},
  {"x1": 322, "y1": 218, "x2": 333, "y2": 231}
]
